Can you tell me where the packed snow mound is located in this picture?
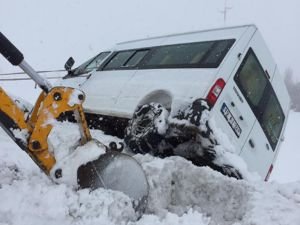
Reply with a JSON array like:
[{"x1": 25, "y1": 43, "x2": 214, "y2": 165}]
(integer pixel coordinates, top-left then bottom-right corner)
[
  {"x1": 0, "y1": 127, "x2": 300, "y2": 225},
  {"x1": 137, "y1": 155, "x2": 300, "y2": 225},
  {"x1": 271, "y1": 111, "x2": 300, "y2": 183}
]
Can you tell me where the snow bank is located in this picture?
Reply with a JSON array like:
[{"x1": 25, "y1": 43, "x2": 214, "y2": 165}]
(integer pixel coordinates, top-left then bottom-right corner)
[
  {"x1": 0, "y1": 125, "x2": 300, "y2": 225},
  {"x1": 137, "y1": 154, "x2": 300, "y2": 225},
  {"x1": 271, "y1": 111, "x2": 300, "y2": 183}
]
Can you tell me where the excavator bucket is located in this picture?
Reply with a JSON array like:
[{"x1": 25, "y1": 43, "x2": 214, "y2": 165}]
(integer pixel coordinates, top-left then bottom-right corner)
[
  {"x1": 77, "y1": 151, "x2": 148, "y2": 211},
  {"x1": 0, "y1": 32, "x2": 149, "y2": 212}
]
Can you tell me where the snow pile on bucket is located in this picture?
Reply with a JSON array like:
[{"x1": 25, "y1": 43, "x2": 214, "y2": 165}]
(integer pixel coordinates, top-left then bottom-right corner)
[{"x1": 0, "y1": 126, "x2": 300, "y2": 225}]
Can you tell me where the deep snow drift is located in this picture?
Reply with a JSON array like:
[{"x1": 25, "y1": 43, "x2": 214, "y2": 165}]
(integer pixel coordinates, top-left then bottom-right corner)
[
  {"x1": 0, "y1": 113, "x2": 300, "y2": 225},
  {"x1": 271, "y1": 111, "x2": 300, "y2": 183}
]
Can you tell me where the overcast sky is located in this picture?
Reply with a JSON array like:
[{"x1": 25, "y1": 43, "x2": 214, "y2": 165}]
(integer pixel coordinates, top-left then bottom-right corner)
[{"x1": 0, "y1": 0, "x2": 299, "y2": 80}]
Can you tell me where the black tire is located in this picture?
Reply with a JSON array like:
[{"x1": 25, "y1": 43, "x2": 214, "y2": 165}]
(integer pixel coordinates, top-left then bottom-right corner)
[
  {"x1": 176, "y1": 98, "x2": 210, "y2": 127},
  {"x1": 124, "y1": 103, "x2": 169, "y2": 154},
  {"x1": 170, "y1": 99, "x2": 218, "y2": 159}
]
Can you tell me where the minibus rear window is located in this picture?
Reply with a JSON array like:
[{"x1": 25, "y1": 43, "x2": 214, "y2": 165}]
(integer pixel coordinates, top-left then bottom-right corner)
[
  {"x1": 261, "y1": 91, "x2": 285, "y2": 150},
  {"x1": 234, "y1": 48, "x2": 285, "y2": 150}
]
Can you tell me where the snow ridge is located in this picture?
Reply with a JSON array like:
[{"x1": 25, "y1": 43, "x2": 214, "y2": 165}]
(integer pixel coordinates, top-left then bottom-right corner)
[
  {"x1": 1, "y1": 147, "x2": 300, "y2": 225},
  {"x1": 0, "y1": 120, "x2": 300, "y2": 225}
]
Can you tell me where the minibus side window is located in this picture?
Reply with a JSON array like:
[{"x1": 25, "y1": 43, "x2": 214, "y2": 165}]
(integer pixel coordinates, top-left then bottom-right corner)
[
  {"x1": 85, "y1": 52, "x2": 110, "y2": 72},
  {"x1": 143, "y1": 39, "x2": 235, "y2": 68},
  {"x1": 124, "y1": 50, "x2": 149, "y2": 67},
  {"x1": 102, "y1": 39, "x2": 235, "y2": 71},
  {"x1": 72, "y1": 51, "x2": 110, "y2": 76},
  {"x1": 103, "y1": 50, "x2": 149, "y2": 70},
  {"x1": 104, "y1": 51, "x2": 135, "y2": 70},
  {"x1": 144, "y1": 42, "x2": 214, "y2": 66}
]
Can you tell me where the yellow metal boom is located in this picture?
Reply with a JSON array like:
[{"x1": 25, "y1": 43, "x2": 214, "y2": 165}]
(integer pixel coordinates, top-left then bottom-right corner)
[{"x1": 0, "y1": 86, "x2": 91, "y2": 174}]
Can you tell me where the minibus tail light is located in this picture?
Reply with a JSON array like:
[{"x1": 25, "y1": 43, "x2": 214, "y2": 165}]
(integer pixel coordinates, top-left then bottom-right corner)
[
  {"x1": 264, "y1": 164, "x2": 273, "y2": 181},
  {"x1": 206, "y1": 78, "x2": 226, "y2": 107}
]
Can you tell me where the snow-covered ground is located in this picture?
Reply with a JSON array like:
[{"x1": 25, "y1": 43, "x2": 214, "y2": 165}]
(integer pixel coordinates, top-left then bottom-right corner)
[
  {"x1": 0, "y1": 0, "x2": 299, "y2": 223},
  {"x1": 0, "y1": 81, "x2": 300, "y2": 224},
  {"x1": 271, "y1": 111, "x2": 300, "y2": 183},
  {"x1": 1, "y1": 125, "x2": 300, "y2": 225}
]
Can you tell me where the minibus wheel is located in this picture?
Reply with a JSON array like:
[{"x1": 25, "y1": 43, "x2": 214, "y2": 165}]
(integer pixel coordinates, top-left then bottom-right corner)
[{"x1": 124, "y1": 103, "x2": 169, "y2": 154}]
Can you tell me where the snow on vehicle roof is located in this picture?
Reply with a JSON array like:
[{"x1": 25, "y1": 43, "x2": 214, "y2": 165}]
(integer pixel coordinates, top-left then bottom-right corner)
[{"x1": 114, "y1": 24, "x2": 257, "y2": 51}]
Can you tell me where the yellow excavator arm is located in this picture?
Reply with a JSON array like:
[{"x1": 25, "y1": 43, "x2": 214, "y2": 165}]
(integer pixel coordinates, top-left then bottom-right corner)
[
  {"x1": 0, "y1": 31, "x2": 149, "y2": 212},
  {"x1": 0, "y1": 86, "x2": 91, "y2": 174},
  {"x1": 0, "y1": 31, "x2": 92, "y2": 174}
]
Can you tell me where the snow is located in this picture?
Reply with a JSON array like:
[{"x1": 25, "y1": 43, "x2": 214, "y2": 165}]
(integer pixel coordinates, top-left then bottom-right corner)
[
  {"x1": 10, "y1": 128, "x2": 29, "y2": 144},
  {"x1": 0, "y1": 1, "x2": 299, "y2": 222},
  {"x1": 0, "y1": 80, "x2": 299, "y2": 224},
  {"x1": 0, "y1": 110, "x2": 300, "y2": 224},
  {"x1": 271, "y1": 111, "x2": 300, "y2": 183},
  {"x1": 68, "y1": 89, "x2": 85, "y2": 107},
  {"x1": 50, "y1": 140, "x2": 106, "y2": 187}
]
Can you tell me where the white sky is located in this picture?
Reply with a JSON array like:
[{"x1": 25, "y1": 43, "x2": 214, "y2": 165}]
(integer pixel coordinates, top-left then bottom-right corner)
[{"x1": 0, "y1": 0, "x2": 300, "y2": 80}]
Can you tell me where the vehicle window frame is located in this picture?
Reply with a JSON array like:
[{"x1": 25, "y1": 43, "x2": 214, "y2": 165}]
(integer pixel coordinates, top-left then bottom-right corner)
[
  {"x1": 123, "y1": 50, "x2": 149, "y2": 68},
  {"x1": 102, "y1": 49, "x2": 150, "y2": 71},
  {"x1": 260, "y1": 88, "x2": 285, "y2": 150},
  {"x1": 101, "y1": 39, "x2": 235, "y2": 71},
  {"x1": 234, "y1": 48, "x2": 285, "y2": 150},
  {"x1": 71, "y1": 51, "x2": 111, "y2": 76},
  {"x1": 84, "y1": 51, "x2": 111, "y2": 72},
  {"x1": 102, "y1": 50, "x2": 136, "y2": 70},
  {"x1": 140, "y1": 39, "x2": 235, "y2": 69}
]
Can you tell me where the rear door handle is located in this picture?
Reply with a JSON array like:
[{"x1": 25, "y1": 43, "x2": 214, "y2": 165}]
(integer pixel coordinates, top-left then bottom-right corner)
[
  {"x1": 249, "y1": 139, "x2": 255, "y2": 148},
  {"x1": 86, "y1": 73, "x2": 92, "y2": 80}
]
